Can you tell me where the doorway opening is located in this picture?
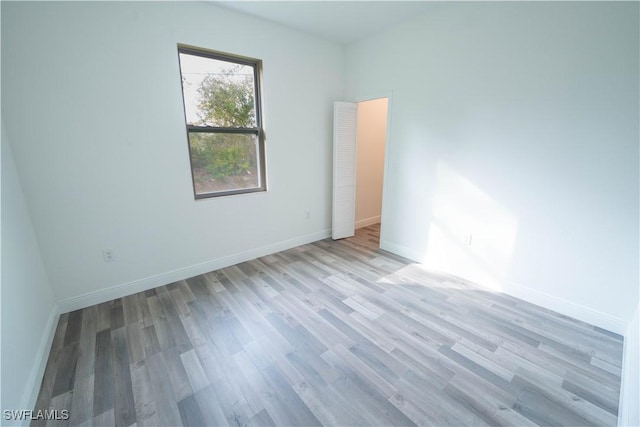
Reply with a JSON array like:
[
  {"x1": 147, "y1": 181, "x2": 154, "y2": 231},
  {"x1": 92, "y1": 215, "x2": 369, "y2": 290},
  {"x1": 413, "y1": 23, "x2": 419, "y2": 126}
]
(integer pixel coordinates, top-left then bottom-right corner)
[
  {"x1": 354, "y1": 97, "x2": 388, "y2": 248},
  {"x1": 332, "y1": 96, "x2": 390, "y2": 246}
]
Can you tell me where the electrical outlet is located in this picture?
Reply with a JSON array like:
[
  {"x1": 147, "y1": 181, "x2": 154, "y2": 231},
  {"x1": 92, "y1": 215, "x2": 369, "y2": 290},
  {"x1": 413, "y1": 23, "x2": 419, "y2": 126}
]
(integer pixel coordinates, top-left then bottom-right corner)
[{"x1": 102, "y1": 249, "x2": 115, "y2": 262}]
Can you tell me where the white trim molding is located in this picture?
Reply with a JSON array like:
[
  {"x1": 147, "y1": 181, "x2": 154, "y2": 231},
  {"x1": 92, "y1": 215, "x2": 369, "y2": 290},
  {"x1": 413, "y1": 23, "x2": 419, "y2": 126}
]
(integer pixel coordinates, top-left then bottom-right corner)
[
  {"x1": 58, "y1": 229, "x2": 330, "y2": 313},
  {"x1": 502, "y1": 281, "x2": 628, "y2": 335},
  {"x1": 380, "y1": 237, "x2": 627, "y2": 335},
  {"x1": 618, "y1": 305, "x2": 639, "y2": 426},
  {"x1": 380, "y1": 239, "x2": 424, "y2": 264},
  {"x1": 355, "y1": 215, "x2": 381, "y2": 229},
  {"x1": 21, "y1": 302, "x2": 59, "y2": 420}
]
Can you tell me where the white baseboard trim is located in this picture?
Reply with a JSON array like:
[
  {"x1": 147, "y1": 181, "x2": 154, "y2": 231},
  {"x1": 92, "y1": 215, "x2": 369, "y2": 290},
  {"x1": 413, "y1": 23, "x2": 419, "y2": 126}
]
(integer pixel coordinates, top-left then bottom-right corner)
[
  {"x1": 20, "y1": 302, "x2": 59, "y2": 420},
  {"x1": 355, "y1": 216, "x2": 381, "y2": 229},
  {"x1": 58, "y1": 229, "x2": 331, "y2": 313},
  {"x1": 381, "y1": 238, "x2": 627, "y2": 335},
  {"x1": 379, "y1": 239, "x2": 423, "y2": 263},
  {"x1": 502, "y1": 281, "x2": 628, "y2": 335},
  {"x1": 618, "y1": 306, "x2": 639, "y2": 427}
]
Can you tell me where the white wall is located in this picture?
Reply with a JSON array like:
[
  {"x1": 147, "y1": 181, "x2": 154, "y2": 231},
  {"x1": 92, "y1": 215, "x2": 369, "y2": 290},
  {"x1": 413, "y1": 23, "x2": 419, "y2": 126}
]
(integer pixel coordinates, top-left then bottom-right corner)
[
  {"x1": 1, "y1": 122, "x2": 58, "y2": 423},
  {"x1": 355, "y1": 98, "x2": 387, "y2": 228},
  {"x1": 1, "y1": 1, "x2": 344, "y2": 308},
  {"x1": 346, "y1": 2, "x2": 639, "y2": 333}
]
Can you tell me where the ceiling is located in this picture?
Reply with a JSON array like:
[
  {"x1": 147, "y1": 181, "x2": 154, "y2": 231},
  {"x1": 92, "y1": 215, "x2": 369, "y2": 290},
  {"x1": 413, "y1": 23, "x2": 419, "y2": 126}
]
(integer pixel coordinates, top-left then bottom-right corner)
[{"x1": 213, "y1": 1, "x2": 436, "y2": 44}]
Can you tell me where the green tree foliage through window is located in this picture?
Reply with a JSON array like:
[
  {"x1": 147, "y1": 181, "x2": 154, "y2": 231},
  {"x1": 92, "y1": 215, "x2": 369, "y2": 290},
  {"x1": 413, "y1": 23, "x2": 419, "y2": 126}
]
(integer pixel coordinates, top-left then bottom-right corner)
[{"x1": 197, "y1": 65, "x2": 256, "y2": 127}]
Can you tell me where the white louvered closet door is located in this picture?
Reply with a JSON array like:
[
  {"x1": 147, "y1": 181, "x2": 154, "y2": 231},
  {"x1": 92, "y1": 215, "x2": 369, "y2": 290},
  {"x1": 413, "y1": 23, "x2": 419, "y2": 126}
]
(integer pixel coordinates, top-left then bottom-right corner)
[{"x1": 332, "y1": 102, "x2": 358, "y2": 240}]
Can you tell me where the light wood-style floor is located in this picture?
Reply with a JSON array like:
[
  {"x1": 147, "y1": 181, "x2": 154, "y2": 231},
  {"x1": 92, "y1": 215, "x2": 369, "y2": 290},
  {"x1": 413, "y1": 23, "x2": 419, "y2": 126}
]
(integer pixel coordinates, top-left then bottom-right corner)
[{"x1": 33, "y1": 224, "x2": 624, "y2": 426}]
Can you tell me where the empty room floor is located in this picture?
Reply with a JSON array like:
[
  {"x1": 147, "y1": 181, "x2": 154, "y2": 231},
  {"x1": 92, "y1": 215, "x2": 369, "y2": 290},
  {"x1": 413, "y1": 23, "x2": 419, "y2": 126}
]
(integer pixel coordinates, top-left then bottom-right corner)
[{"x1": 33, "y1": 224, "x2": 623, "y2": 426}]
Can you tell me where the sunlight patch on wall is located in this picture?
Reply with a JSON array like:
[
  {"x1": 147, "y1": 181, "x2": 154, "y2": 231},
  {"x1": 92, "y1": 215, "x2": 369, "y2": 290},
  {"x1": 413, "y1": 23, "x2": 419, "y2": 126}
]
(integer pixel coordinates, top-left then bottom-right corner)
[{"x1": 422, "y1": 161, "x2": 519, "y2": 291}]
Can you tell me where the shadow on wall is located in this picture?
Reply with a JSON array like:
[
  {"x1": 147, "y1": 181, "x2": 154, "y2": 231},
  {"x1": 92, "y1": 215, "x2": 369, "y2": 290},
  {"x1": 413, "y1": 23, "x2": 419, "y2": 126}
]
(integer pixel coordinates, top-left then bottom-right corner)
[{"x1": 420, "y1": 161, "x2": 519, "y2": 292}]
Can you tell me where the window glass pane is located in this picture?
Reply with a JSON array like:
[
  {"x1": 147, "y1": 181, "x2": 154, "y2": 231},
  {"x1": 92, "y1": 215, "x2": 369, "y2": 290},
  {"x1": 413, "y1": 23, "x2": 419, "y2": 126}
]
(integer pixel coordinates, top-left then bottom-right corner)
[
  {"x1": 188, "y1": 132, "x2": 260, "y2": 195},
  {"x1": 179, "y1": 53, "x2": 256, "y2": 127}
]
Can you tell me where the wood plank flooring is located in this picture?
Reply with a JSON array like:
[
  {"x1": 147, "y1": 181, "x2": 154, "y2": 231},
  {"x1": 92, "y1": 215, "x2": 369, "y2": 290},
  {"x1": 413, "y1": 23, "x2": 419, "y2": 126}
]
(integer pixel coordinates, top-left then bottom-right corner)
[{"x1": 33, "y1": 224, "x2": 624, "y2": 426}]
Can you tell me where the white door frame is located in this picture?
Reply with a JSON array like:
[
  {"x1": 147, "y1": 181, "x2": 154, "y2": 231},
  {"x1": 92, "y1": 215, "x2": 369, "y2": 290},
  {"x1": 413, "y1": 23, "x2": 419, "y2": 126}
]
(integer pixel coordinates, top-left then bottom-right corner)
[
  {"x1": 331, "y1": 91, "x2": 393, "y2": 246},
  {"x1": 353, "y1": 92, "x2": 393, "y2": 246}
]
